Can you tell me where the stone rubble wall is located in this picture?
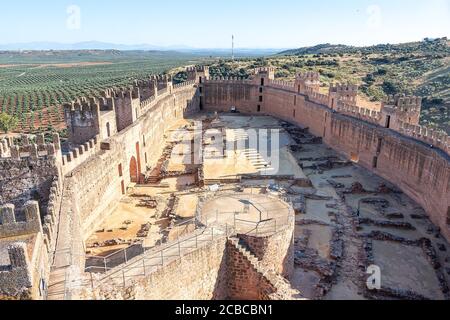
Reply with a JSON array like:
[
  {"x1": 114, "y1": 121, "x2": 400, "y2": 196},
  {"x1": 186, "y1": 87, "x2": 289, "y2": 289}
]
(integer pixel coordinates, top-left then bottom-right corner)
[
  {"x1": 227, "y1": 238, "x2": 301, "y2": 300},
  {"x1": 0, "y1": 208, "x2": 50, "y2": 300},
  {"x1": 78, "y1": 230, "x2": 298, "y2": 300},
  {"x1": 237, "y1": 218, "x2": 295, "y2": 279}
]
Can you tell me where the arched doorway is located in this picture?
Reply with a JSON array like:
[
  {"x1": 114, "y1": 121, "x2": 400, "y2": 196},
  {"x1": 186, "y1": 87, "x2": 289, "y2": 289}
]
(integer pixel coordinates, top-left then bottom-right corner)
[{"x1": 129, "y1": 156, "x2": 138, "y2": 183}]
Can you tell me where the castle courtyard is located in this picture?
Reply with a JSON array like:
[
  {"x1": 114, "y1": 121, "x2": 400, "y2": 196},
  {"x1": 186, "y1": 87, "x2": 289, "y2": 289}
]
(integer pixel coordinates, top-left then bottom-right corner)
[
  {"x1": 1, "y1": 67, "x2": 449, "y2": 301},
  {"x1": 56, "y1": 113, "x2": 450, "y2": 300}
]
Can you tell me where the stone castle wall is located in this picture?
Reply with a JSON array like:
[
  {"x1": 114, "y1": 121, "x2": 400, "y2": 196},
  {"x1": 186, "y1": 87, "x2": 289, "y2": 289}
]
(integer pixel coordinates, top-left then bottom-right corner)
[
  {"x1": 201, "y1": 76, "x2": 450, "y2": 241},
  {"x1": 86, "y1": 237, "x2": 229, "y2": 300},
  {"x1": 82, "y1": 232, "x2": 296, "y2": 300},
  {"x1": 325, "y1": 115, "x2": 450, "y2": 239},
  {"x1": 64, "y1": 86, "x2": 200, "y2": 240},
  {"x1": 0, "y1": 156, "x2": 60, "y2": 210},
  {"x1": 0, "y1": 203, "x2": 50, "y2": 300},
  {"x1": 2, "y1": 66, "x2": 449, "y2": 299}
]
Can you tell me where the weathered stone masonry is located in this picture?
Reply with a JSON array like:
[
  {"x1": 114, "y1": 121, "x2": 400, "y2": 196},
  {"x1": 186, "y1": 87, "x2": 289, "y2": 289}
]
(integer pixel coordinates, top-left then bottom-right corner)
[
  {"x1": 1, "y1": 65, "x2": 449, "y2": 299},
  {"x1": 202, "y1": 68, "x2": 450, "y2": 242}
]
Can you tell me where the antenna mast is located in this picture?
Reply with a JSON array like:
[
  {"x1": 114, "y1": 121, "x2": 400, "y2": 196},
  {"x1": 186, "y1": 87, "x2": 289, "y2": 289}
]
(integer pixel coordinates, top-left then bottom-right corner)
[{"x1": 232, "y1": 35, "x2": 235, "y2": 61}]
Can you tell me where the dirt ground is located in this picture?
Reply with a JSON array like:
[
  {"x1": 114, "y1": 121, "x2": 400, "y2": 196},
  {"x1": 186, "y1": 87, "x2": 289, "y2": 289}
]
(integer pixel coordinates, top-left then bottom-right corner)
[
  {"x1": 290, "y1": 136, "x2": 450, "y2": 300},
  {"x1": 85, "y1": 114, "x2": 450, "y2": 300}
]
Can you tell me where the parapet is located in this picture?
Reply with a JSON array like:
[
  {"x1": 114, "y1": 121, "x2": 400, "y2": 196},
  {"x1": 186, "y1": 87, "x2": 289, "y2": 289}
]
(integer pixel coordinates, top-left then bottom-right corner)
[
  {"x1": 255, "y1": 67, "x2": 276, "y2": 74},
  {"x1": 0, "y1": 201, "x2": 42, "y2": 239},
  {"x1": 63, "y1": 96, "x2": 100, "y2": 114},
  {"x1": 0, "y1": 133, "x2": 61, "y2": 161},
  {"x1": 384, "y1": 94, "x2": 422, "y2": 112},
  {"x1": 173, "y1": 80, "x2": 196, "y2": 90},
  {"x1": 267, "y1": 79, "x2": 296, "y2": 92},
  {"x1": 207, "y1": 76, "x2": 250, "y2": 82},
  {"x1": 397, "y1": 121, "x2": 450, "y2": 155},
  {"x1": 329, "y1": 83, "x2": 359, "y2": 95},
  {"x1": 61, "y1": 134, "x2": 100, "y2": 175},
  {"x1": 336, "y1": 100, "x2": 382, "y2": 125}
]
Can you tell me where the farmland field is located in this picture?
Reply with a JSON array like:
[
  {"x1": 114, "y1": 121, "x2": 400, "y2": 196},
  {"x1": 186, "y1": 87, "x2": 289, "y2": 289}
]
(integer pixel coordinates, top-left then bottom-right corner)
[{"x1": 0, "y1": 50, "x2": 205, "y2": 134}]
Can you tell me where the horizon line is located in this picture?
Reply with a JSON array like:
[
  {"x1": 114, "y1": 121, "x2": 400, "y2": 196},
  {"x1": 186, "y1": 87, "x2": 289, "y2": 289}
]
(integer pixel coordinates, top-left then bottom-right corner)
[{"x1": 0, "y1": 36, "x2": 447, "y2": 51}]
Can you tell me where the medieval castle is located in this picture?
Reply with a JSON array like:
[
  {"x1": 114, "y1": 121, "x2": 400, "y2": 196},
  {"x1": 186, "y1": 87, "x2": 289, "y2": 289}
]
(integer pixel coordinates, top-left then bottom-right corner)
[{"x1": 0, "y1": 65, "x2": 449, "y2": 300}]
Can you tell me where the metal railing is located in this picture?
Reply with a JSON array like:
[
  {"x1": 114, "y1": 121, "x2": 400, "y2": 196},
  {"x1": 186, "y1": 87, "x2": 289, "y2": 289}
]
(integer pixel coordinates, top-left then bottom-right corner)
[
  {"x1": 81, "y1": 225, "x2": 234, "y2": 290},
  {"x1": 84, "y1": 217, "x2": 201, "y2": 274},
  {"x1": 49, "y1": 193, "x2": 295, "y2": 297}
]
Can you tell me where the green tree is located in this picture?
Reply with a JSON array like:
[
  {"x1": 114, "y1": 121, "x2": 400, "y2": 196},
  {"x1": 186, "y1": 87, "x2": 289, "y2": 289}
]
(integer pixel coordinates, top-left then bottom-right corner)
[{"x1": 0, "y1": 112, "x2": 19, "y2": 133}]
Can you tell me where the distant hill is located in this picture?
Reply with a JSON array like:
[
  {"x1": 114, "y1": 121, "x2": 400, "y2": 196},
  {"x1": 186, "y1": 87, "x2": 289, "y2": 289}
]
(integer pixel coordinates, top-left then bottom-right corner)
[
  {"x1": 0, "y1": 49, "x2": 197, "y2": 64},
  {"x1": 279, "y1": 38, "x2": 449, "y2": 56},
  {"x1": 0, "y1": 42, "x2": 283, "y2": 57},
  {"x1": 0, "y1": 41, "x2": 190, "y2": 51}
]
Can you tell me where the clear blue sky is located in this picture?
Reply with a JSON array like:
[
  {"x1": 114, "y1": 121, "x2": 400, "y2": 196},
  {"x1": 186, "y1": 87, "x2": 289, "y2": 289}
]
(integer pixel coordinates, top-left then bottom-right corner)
[{"x1": 1, "y1": 0, "x2": 449, "y2": 48}]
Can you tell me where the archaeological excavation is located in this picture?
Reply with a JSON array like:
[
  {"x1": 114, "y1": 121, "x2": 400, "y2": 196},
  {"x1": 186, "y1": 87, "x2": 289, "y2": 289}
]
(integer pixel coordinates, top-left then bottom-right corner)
[{"x1": 1, "y1": 66, "x2": 449, "y2": 300}]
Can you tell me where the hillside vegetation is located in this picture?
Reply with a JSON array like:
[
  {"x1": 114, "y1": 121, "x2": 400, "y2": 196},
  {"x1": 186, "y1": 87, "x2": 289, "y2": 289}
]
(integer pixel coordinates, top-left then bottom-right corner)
[{"x1": 209, "y1": 38, "x2": 450, "y2": 133}]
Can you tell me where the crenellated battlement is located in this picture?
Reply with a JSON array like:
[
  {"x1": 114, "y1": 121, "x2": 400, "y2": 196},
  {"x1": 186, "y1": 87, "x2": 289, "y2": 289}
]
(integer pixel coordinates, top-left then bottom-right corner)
[
  {"x1": 336, "y1": 100, "x2": 382, "y2": 124},
  {"x1": 206, "y1": 76, "x2": 251, "y2": 83},
  {"x1": 329, "y1": 83, "x2": 359, "y2": 94},
  {"x1": 61, "y1": 135, "x2": 100, "y2": 175},
  {"x1": 267, "y1": 79, "x2": 296, "y2": 91},
  {"x1": 63, "y1": 97, "x2": 100, "y2": 114},
  {"x1": 173, "y1": 80, "x2": 196, "y2": 90},
  {"x1": 0, "y1": 133, "x2": 61, "y2": 161},
  {"x1": 385, "y1": 94, "x2": 422, "y2": 111},
  {"x1": 307, "y1": 89, "x2": 330, "y2": 106},
  {"x1": 255, "y1": 67, "x2": 276, "y2": 74},
  {"x1": 0, "y1": 201, "x2": 42, "y2": 239},
  {"x1": 381, "y1": 94, "x2": 422, "y2": 127},
  {"x1": 397, "y1": 121, "x2": 450, "y2": 154},
  {"x1": 187, "y1": 65, "x2": 210, "y2": 83},
  {"x1": 329, "y1": 82, "x2": 358, "y2": 102}
]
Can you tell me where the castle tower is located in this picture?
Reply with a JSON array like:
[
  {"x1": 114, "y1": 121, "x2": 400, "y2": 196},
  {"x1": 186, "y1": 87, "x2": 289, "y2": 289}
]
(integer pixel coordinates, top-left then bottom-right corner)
[
  {"x1": 254, "y1": 67, "x2": 275, "y2": 86},
  {"x1": 328, "y1": 83, "x2": 358, "y2": 109},
  {"x1": 295, "y1": 72, "x2": 321, "y2": 94},
  {"x1": 380, "y1": 95, "x2": 422, "y2": 129},
  {"x1": 113, "y1": 87, "x2": 139, "y2": 132},
  {"x1": 135, "y1": 78, "x2": 158, "y2": 101},
  {"x1": 186, "y1": 66, "x2": 210, "y2": 83},
  {"x1": 64, "y1": 98, "x2": 101, "y2": 145},
  {"x1": 387, "y1": 94, "x2": 422, "y2": 125},
  {"x1": 156, "y1": 74, "x2": 172, "y2": 92}
]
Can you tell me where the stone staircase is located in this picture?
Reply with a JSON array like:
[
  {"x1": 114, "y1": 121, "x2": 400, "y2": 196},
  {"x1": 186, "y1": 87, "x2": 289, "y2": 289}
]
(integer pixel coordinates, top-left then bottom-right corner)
[
  {"x1": 146, "y1": 161, "x2": 163, "y2": 184},
  {"x1": 230, "y1": 129, "x2": 274, "y2": 173},
  {"x1": 228, "y1": 237, "x2": 304, "y2": 300}
]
